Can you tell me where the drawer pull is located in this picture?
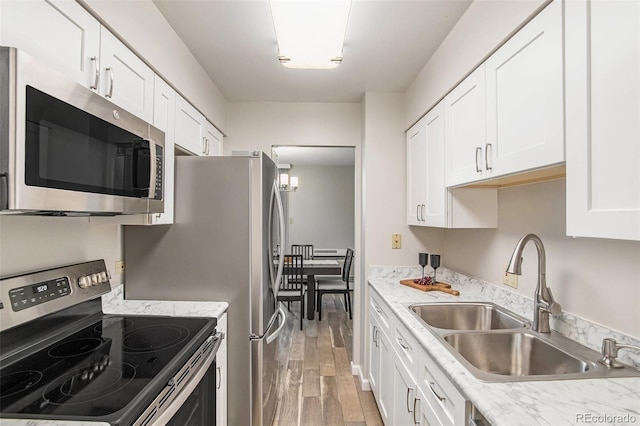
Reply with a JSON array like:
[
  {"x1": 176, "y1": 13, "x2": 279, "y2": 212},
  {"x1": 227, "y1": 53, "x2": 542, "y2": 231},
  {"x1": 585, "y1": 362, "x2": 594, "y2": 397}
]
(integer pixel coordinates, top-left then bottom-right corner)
[
  {"x1": 428, "y1": 381, "x2": 445, "y2": 402},
  {"x1": 397, "y1": 336, "x2": 409, "y2": 350}
]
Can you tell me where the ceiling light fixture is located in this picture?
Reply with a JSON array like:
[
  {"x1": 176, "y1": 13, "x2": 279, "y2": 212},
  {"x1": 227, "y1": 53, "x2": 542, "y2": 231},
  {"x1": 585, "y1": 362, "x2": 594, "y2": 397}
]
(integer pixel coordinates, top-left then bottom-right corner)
[{"x1": 270, "y1": 0, "x2": 351, "y2": 70}]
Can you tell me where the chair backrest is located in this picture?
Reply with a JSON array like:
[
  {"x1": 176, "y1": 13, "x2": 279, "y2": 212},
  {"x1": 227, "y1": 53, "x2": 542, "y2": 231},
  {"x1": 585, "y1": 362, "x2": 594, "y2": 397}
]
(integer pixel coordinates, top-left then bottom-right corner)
[
  {"x1": 291, "y1": 244, "x2": 314, "y2": 260},
  {"x1": 280, "y1": 254, "x2": 304, "y2": 292},
  {"x1": 342, "y1": 248, "x2": 354, "y2": 287}
]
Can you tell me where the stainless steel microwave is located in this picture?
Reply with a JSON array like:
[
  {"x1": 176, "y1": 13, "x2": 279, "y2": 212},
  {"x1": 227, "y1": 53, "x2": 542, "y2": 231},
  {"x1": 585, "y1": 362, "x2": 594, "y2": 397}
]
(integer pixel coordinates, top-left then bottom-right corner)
[{"x1": 0, "y1": 47, "x2": 164, "y2": 215}]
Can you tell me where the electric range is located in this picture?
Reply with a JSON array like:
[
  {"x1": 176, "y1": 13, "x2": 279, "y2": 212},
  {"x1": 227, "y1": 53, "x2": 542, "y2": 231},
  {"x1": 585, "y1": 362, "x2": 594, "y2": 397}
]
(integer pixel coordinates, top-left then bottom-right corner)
[{"x1": 0, "y1": 260, "x2": 221, "y2": 425}]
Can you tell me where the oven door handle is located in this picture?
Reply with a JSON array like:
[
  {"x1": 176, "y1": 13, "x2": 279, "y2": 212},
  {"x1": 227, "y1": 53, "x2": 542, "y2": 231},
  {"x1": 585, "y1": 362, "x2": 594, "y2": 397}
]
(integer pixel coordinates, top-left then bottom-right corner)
[{"x1": 138, "y1": 332, "x2": 223, "y2": 426}]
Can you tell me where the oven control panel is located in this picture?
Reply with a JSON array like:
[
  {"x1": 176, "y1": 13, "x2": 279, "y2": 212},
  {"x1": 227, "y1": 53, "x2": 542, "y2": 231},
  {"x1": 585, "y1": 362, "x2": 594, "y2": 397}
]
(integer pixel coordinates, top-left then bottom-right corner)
[
  {"x1": 9, "y1": 277, "x2": 71, "y2": 311},
  {"x1": 0, "y1": 259, "x2": 112, "y2": 332}
]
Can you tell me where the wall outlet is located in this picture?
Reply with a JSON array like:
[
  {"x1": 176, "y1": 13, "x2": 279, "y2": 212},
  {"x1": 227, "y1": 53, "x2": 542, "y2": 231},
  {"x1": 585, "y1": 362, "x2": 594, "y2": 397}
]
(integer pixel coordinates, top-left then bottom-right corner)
[
  {"x1": 115, "y1": 260, "x2": 125, "y2": 274},
  {"x1": 392, "y1": 233, "x2": 402, "y2": 249},
  {"x1": 503, "y1": 270, "x2": 518, "y2": 288}
]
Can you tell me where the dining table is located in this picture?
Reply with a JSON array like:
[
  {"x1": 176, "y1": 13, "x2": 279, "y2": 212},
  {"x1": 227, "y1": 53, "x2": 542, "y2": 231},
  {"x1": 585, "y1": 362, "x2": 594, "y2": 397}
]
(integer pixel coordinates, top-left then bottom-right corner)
[{"x1": 300, "y1": 258, "x2": 342, "y2": 320}]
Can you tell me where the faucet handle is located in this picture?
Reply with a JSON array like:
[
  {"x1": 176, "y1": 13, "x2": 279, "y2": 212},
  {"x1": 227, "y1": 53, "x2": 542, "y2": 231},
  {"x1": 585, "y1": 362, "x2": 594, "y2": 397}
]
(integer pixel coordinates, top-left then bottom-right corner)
[{"x1": 546, "y1": 288, "x2": 562, "y2": 316}]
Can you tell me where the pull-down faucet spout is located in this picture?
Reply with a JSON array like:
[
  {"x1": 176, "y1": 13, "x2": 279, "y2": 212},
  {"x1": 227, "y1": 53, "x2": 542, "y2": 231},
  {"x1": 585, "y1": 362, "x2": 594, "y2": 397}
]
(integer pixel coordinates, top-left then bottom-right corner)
[{"x1": 506, "y1": 234, "x2": 561, "y2": 333}]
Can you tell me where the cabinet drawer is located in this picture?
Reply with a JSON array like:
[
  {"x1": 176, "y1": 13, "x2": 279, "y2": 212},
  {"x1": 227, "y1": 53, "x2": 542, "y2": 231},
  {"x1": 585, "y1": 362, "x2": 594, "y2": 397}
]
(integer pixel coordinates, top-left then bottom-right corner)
[
  {"x1": 391, "y1": 319, "x2": 419, "y2": 379},
  {"x1": 417, "y1": 349, "x2": 466, "y2": 426},
  {"x1": 370, "y1": 291, "x2": 391, "y2": 333}
]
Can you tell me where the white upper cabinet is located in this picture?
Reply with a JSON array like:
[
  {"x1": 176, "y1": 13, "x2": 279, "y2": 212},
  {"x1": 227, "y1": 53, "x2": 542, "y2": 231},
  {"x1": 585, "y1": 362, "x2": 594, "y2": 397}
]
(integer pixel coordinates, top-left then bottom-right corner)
[
  {"x1": 485, "y1": 0, "x2": 564, "y2": 177},
  {"x1": 445, "y1": 0, "x2": 564, "y2": 188},
  {"x1": 406, "y1": 117, "x2": 428, "y2": 226},
  {"x1": 0, "y1": 0, "x2": 100, "y2": 89},
  {"x1": 565, "y1": 0, "x2": 640, "y2": 241},
  {"x1": 99, "y1": 29, "x2": 154, "y2": 123},
  {"x1": 204, "y1": 121, "x2": 223, "y2": 156},
  {"x1": 150, "y1": 75, "x2": 176, "y2": 225},
  {"x1": 444, "y1": 66, "x2": 487, "y2": 187},
  {"x1": 0, "y1": 0, "x2": 154, "y2": 123},
  {"x1": 175, "y1": 95, "x2": 207, "y2": 156},
  {"x1": 409, "y1": 102, "x2": 497, "y2": 229}
]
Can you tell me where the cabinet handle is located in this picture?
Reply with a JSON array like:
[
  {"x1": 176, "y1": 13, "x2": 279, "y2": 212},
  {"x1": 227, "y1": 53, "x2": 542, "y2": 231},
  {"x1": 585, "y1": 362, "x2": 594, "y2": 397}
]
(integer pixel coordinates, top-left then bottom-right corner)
[
  {"x1": 421, "y1": 204, "x2": 426, "y2": 222},
  {"x1": 413, "y1": 397, "x2": 419, "y2": 424},
  {"x1": 485, "y1": 143, "x2": 492, "y2": 171},
  {"x1": 216, "y1": 366, "x2": 221, "y2": 389},
  {"x1": 105, "y1": 67, "x2": 114, "y2": 98},
  {"x1": 397, "y1": 336, "x2": 409, "y2": 350},
  {"x1": 90, "y1": 56, "x2": 99, "y2": 90},
  {"x1": 406, "y1": 387, "x2": 414, "y2": 413},
  {"x1": 475, "y1": 147, "x2": 482, "y2": 173},
  {"x1": 428, "y1": 381, "x2": 445, "y2": 402}
]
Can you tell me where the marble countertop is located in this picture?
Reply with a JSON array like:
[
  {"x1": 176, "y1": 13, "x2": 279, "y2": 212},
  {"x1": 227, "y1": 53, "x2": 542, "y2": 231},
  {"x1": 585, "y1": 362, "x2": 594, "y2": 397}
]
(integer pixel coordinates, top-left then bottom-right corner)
[
  {"x1": 101, "y1": 284, "x2": 228, "y2": 319},
  {"x1": 369, "y1": 267, "x2": 640, "y2": 426}
]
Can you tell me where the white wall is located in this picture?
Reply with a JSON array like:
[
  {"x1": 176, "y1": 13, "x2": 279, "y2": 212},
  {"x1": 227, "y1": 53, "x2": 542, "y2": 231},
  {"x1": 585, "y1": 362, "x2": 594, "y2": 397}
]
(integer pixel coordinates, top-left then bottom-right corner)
[
  {"x1": 287, "y1": 165, "x2": 355, "y2": 251},
  {"x1": 444, "y1": 179, "x2": 640, "y2": 337},
  {"x1": 79, "y1": 0, "x2": 228, "y2": 133}
]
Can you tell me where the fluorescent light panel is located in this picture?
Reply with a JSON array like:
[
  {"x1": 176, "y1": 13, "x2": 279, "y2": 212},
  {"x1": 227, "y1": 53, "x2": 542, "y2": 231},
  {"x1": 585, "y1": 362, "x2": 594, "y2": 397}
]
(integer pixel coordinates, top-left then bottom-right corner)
[{"x1": 270, "y1": 0, "x2": 351, "y2": 69}]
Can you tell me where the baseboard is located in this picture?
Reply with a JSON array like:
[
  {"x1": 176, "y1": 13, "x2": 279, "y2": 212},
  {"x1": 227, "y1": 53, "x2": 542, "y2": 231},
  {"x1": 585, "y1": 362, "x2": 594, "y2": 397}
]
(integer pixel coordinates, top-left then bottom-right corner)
[{"x1": 350, "y1": 361, "x2": 371, "y2": 390}]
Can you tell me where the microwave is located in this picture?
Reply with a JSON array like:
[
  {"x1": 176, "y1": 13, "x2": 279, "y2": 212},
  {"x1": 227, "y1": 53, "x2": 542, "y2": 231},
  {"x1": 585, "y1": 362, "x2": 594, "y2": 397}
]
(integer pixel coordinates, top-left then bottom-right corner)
[{"x1": 0, "y1": 47, "x2": 164, "y2": 215}]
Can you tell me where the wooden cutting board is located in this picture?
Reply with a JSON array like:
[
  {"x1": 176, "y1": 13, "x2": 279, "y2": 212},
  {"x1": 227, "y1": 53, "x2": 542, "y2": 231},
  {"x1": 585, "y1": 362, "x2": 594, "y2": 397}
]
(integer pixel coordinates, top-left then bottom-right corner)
[{"x1": 399, "y1": 279, "x2": 460, "y2": 296}]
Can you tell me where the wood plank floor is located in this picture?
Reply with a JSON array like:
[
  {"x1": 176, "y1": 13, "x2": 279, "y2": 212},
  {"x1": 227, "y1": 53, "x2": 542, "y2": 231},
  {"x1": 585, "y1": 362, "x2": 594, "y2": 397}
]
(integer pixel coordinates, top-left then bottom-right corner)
[{"x1": 273, "y1": 294, "x2": 383, "y2": 426}]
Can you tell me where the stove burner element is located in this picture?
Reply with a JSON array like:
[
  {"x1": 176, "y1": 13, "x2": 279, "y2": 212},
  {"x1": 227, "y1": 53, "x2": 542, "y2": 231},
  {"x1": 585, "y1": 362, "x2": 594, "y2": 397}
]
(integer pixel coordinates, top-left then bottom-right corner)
[
  {"x1": 48, "y1": 338, "x2": 104, "y2": 358},
  {"x1": 42, "y1": 362, "x2": 135, "y2": 406},
  {"x1": 0, "y1": 370, "x2": 43, "y2": 398},
  {"x1": 123, "y1": 325, "x2": 190, "y2": 353}
]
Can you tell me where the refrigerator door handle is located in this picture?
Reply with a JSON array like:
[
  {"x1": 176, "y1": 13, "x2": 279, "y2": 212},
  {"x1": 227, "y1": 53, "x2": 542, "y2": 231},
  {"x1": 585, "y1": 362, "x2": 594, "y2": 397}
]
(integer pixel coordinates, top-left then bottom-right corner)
[
  {"x1": 269, "y1": 180, "x2": 285, "y2": 297},
  {"x1": 266, "y1": 307, "x2": 286, "y2": 345},
  {"x1": 250, "y1": 307, "x2": 286, "y2": 341}
]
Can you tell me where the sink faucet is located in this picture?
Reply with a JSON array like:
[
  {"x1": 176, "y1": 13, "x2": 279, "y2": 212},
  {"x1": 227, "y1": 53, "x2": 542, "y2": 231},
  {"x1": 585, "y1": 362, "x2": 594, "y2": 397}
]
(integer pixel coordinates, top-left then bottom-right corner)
[{"x1": 506, "y1": 234, "x2": 561, "y2": 333}]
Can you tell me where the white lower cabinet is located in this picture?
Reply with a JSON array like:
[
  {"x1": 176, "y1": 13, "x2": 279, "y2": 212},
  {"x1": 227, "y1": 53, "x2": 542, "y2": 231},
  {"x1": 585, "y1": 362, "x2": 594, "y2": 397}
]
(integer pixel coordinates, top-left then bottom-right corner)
[
  {"x1": 368, "y1": 287, "x2": 469, "y2": 426},
  {"x1": 216, "y1": 313, "x2": 228, "y2": 426}
]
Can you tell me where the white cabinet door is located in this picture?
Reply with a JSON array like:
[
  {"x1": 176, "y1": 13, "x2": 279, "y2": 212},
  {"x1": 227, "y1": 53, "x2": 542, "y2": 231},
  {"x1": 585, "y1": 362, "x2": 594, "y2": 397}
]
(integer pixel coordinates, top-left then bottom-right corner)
[
  {"x1": 444, "y1": 66, "x2": 487, "y2": 187},
  {"x1": 0, "y1": 0, "x2": 100, "y2": 89},
  {"x1": 150, "y1": 76, "x2": 176, "y2": 225},
  {"x1": 216, "y1": 313, "x2": 228, "y2": 426},
  {"x1": 204, "y1": 122, "x2": 223, "y2": 156},
  {"x1": 485, "y1": 0, "x2": 564, "y2": 177},
  {"x1": 368, "y1": 314, "x2": 380, "y2": 396},
  {"x1": 378, "y1": 326, "x2": 394, "y2": 425},
  {"x1": 99, "y1": 29, "x2": 154, "y2": 123},
  {"x1": 175, "y1": 95, "x2": 206, "y2": 156},
  {"x1": 407, "y1": 118, "x2": 427, "y2": 225},
  {"x1": 392, "y1": 355, "x2": 418, "y2": 426},
  {"x1": 565, "y1": 0, "x2": 640, "y2": 241},
  {"x1": 423, "y1": 103, "x2": 447, "y2": 228}
]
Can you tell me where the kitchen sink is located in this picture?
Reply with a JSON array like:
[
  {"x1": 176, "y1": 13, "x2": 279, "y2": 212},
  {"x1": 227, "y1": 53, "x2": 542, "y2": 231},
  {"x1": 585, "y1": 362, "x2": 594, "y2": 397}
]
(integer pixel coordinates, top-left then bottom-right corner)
[
  {"x1": 443, "y1": 332, "x2": 591, "y2": 379},
  {"x1": 409, "y1": 302, "x2": 529, "y2": 331},
  {"x1": 406, "y1": 302, "x2": 640, "y2": 382}
]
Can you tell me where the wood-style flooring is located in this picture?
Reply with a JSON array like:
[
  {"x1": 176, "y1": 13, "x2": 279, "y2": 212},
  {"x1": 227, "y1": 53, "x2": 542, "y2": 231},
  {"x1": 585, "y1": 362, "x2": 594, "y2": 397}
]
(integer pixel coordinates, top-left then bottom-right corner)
[{"x1": 273, "y1": 294, "x2": 383, "y2": 426}]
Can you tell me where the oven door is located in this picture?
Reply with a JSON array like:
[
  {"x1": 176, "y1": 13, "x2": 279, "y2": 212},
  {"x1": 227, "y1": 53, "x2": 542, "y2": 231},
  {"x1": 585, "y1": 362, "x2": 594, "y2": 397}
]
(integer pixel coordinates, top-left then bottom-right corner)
[{"x1": 134, "y1": 332, "x2": 223, "y2": 426}]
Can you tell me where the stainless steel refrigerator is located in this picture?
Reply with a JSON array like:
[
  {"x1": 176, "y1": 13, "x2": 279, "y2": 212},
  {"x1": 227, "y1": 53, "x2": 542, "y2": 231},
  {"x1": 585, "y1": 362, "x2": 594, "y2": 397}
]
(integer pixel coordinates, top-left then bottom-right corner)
[{"x1": 123, "y1": 152, "x2": 286, "y2": 426}]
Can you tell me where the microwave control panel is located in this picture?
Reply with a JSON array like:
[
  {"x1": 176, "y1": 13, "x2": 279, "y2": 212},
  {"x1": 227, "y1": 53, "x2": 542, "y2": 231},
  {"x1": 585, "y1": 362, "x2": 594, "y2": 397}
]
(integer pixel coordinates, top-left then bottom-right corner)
[{"x1": 154, "y1": 146, "x2": 163, "y2": 200}]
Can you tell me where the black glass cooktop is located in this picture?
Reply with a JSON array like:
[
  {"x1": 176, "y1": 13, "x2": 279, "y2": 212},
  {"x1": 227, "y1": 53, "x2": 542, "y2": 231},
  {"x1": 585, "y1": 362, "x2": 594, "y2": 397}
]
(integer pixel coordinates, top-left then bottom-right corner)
[{"x1": 0, "y1": 315, "x2": 214, "y2": 423}]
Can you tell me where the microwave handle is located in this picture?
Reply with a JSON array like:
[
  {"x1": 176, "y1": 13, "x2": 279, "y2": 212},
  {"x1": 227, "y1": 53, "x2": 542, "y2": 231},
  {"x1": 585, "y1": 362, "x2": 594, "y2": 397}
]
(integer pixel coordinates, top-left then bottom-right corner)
[{"x1": 148, "y1": 140, "x2": 157, "y2": 199}]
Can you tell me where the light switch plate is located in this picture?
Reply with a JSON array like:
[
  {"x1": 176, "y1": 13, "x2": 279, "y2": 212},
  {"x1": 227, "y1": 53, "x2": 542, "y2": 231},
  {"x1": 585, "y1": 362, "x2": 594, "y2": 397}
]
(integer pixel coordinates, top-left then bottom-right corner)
[{"x1": 115, "y1": 260, "x2": 125, "y2": 274}]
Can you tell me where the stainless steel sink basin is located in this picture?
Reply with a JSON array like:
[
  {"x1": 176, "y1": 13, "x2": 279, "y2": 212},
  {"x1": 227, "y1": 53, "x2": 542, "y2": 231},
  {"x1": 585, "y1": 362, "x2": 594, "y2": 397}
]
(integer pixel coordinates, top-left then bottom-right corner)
[
  {"x1": 406, "y1": 302, "x2": 640, "y2": 382},
  {"x1": 443, "y1": 332, "x2": 591, "y2": 379},
  {"x1": 409, "y1": 302, "x2": 529, "y2": 331}
]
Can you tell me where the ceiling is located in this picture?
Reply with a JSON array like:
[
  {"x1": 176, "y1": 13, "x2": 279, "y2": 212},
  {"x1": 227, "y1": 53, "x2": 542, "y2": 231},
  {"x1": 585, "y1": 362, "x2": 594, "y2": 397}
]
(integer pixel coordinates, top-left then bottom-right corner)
[
  {"x1": 273, "y1": 146, "x2": 355, "y2": 166},
  {"x1": 152, "y1": 0, "x2": 473, "y2": 103}
]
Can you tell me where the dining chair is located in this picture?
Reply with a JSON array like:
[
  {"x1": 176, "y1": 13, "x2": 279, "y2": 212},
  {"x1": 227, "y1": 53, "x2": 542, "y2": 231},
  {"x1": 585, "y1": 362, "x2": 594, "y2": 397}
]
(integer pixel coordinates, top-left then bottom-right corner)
[
  {"x1": 277, "y1": 254, "x2": 305, "y2": 330},
  {"x1": 291, "y1": 244, "x2": 314, "y2": 260},
  {"x1": 315, "y1": 248, "x2": 354, "y2": 321}
]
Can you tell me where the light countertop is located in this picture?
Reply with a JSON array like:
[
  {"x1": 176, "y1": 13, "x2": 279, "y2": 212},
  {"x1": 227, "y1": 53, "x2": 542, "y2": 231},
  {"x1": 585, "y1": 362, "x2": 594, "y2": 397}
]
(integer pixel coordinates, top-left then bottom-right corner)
[
  {"x1": 101, "y1": 284, "x2": 228, "y2": 319},
  {"x1": 369, "y1": 266, "x2": 640, "y2": 426}
]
